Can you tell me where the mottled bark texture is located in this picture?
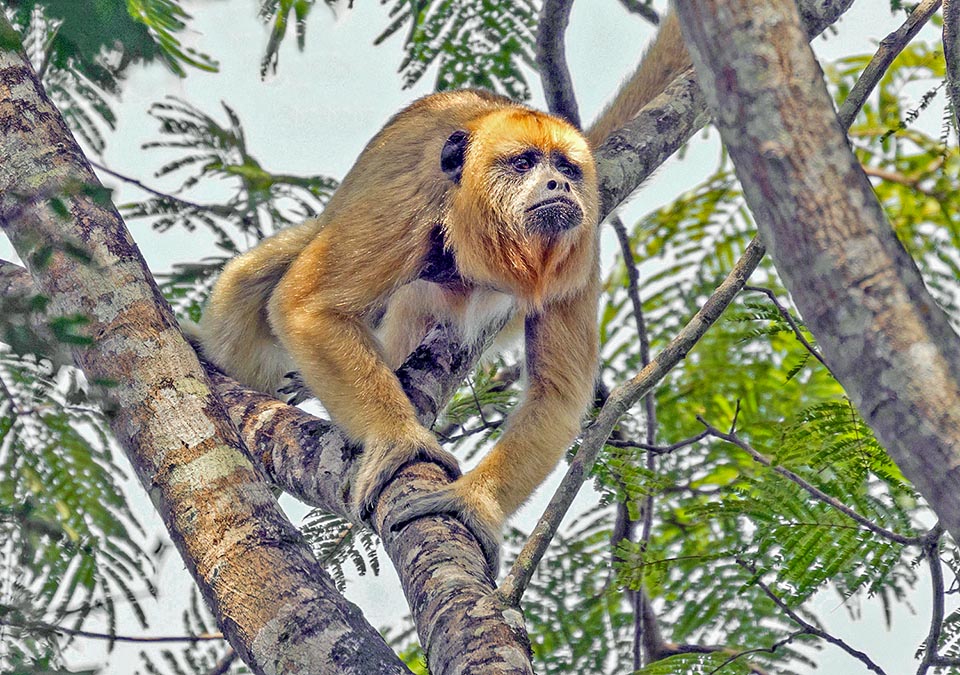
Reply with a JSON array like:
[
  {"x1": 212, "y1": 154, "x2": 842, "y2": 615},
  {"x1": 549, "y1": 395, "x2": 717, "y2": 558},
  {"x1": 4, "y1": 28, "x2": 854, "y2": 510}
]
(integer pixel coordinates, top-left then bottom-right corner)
[
  {"x1": 676, "y1": 0, "x2": 960, "y2": 542},
  {"x1": 0, "y1": 1, "x2": 864, "y2": 673},
  {"x1": 536, "y1": 0, "x2": 581, "y2": 128},
  {"x1": 945, "y1": 0, "x2": 960, "y2": 134},
  {"x1": 211, "y1": 324, "x2": 535, "y2": 675},
  {"x1": 0, "y1": 26, "x2": 410, "y2": 675},
  {"x1": 594, "y1": 0, "x2": 853, "y2": 217}
]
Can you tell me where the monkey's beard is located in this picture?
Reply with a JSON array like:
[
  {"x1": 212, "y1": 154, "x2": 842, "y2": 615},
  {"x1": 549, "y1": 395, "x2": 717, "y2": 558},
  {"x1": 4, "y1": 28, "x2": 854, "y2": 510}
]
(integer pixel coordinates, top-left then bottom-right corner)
[{"x1": 524, "y1": 198, "x2": 583, "y2": 236}]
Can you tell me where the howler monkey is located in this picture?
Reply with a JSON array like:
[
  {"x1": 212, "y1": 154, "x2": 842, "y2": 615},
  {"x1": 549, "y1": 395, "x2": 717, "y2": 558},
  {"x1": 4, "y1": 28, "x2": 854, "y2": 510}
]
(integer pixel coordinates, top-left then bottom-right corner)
[{"x1": 198, "y1": 12, "x2": 689, "y2": 573}]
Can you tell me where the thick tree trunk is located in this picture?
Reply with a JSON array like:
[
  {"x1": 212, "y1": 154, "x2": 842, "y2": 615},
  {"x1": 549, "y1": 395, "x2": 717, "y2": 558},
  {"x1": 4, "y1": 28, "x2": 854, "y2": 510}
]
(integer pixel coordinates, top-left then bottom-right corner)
[
  {"x1": 0, "y1": 21, "x2": 409, "y2": 675},
  {"x1": 0, "y1": 1, "x2": 861, "y2": 673},
  {"x1": 676, "y1": 0, "x2": 960, "y2": 542}
]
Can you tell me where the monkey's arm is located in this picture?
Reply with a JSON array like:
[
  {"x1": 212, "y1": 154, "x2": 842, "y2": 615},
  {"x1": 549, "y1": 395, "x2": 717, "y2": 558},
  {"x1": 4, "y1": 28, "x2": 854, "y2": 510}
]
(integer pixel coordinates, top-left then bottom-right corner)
[
  {"x1": 387, "y1": 278, "x2": 599, "y2": 574},
  {"x1": 268, "y1": 225, "x2": 461, "y2": 517}
]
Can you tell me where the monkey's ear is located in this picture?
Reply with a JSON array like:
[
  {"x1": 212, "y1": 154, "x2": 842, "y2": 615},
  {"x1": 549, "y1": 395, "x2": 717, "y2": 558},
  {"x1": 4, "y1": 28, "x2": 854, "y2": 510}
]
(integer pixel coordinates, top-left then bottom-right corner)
[{"x1": 440, "y1": 130, "x2": 469, "y2": 183}]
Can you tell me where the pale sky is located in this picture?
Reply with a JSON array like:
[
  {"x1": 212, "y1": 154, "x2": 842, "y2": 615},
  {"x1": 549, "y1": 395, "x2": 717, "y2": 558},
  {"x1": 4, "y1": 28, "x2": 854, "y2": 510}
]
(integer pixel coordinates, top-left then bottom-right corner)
[{"x1": 1, "y1": 2, "x2": 948, "y2": 674}]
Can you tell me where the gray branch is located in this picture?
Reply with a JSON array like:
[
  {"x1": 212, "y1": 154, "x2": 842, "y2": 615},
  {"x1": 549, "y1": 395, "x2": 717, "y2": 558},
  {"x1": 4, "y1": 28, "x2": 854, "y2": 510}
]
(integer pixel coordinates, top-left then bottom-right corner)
[
  {"x1": 677, "y1": 0, "x2": 960, "y2": 560},
  {"x1": 536, "y1": 0, "x2": 581, "y2": 127},
  {"x1": 945, "y1": 0, "x2": 960, "y2": 137},
  {"x1": 0, "y1": 19, "x2": 409, "y2": 675}
]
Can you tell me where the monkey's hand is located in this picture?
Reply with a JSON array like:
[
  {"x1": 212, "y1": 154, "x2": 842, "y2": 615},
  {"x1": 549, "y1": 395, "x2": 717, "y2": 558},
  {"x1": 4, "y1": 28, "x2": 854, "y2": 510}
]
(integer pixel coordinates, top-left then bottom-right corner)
[
  {"x1": 352, "y1": 426, "x2": 461, "y2": 520},
  {"x1": 384, "y1": 477, "x2": 504, "y2": 577}
]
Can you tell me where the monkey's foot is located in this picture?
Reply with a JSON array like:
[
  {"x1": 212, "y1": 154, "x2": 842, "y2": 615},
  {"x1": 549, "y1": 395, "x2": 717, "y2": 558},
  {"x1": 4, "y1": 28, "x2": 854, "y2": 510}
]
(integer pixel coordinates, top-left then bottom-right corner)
[
  {"x1": 384, "y1": 481, "x2": 503, "y2": 578},
  {"x1": 352, "y1": 430, "x2": 461, "y2": 521}
]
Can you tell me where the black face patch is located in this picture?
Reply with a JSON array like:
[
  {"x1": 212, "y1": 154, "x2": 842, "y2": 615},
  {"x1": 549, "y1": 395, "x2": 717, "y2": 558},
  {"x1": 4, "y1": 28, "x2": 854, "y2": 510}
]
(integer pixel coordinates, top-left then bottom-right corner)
[{"x1": 441, "y1": 130, "x2": 469, "y2": 183}]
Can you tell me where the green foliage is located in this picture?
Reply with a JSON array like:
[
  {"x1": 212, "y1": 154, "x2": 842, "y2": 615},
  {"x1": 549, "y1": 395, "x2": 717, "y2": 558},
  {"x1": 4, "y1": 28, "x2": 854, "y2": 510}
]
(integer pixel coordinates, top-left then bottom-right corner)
[
  {"x1": 300, "y1": 511, "x2": 380, "y2": 592},
  {"x1": 258, "y1": 0, "x2": 539, "y2": 97},
  {"x1": 257, "y1": 0, "x2": 340, "y2": 76},
  {"x1": 510, "y1": 514, "x2": 636, "y2": 673},
  {"x1": 375, "y1": 0, "x2": 538, "y2": 98},
  {"x1": 0, "y1": 351, "x2": 153, "y2": 672},
  {"x1": 4, "y1": 0, "x2": 217, "y2": 151},
  {"x1": 5, "y1": 0, "x2": 217, "y2": 86},
  {"x1": 119, "y1": 97, "x2": 338, "y2": 316}
]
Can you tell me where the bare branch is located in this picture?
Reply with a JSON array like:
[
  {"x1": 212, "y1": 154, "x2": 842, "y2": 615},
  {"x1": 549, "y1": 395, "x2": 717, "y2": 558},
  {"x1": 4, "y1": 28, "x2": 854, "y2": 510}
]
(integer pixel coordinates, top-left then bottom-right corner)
[
  {"x1": 917, "y1": 526, "x2": 947, "y2": 675},
  {"x1": 536, "y1": 0, "x2": 581, "y2": 127},
  {"x1": 744, "y1": 285, "x2": 829, "y2": 371},
  {"x1": 737, "y1": 559, "x2": 888, "y2": 675},
  {"x1": 499, "y1": 236, "x2": 767, "y2": 606},
  {"x1": 610, "y1": 214, "x2": 658, "y2": 667},
  {"x1": 836, "y1": 0, "x2": 942, "y2": 128},
  {"x1": 0, "y1": 618, "x2": 223, "y2": 644}
]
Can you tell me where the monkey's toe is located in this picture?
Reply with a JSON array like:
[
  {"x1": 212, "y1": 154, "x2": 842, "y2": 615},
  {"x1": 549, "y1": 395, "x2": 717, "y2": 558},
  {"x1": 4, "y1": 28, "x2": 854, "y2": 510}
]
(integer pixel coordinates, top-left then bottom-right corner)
[{"x1": 385, "y1": 486, "x2": 502, "y2": 579}]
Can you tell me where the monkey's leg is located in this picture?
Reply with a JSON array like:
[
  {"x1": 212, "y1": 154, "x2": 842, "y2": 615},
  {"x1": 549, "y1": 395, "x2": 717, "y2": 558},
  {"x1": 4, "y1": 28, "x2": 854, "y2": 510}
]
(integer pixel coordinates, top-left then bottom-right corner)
[
  {"x1": 387, "y1": 281, "x2": 599, "y2": 574},
  {"x1": 268, "y1": 229, "x2": 461, "y2": 518}
]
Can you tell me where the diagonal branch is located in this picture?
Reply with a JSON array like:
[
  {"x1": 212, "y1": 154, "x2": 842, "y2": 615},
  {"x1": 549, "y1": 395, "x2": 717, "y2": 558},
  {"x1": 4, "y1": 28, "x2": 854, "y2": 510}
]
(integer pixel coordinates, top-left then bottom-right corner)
[
  {"x1": 945, "y1": 0, "x2": 960, "y2": 137},
  {"x1": 0, "y1": 19, "x2": 410, "y2": 675},
  {"x1": 677, "y1": 0, "x2": 960, "y2": 563},
  {"x1": 536, "y1": 0, "x2": 580, "y2": 127},
  {"x1": 498, "y1": 235, "x2": 767, "y2": 605},
  {"x1": 836, "y1": 0, "x2": 942, "y2": 127}
]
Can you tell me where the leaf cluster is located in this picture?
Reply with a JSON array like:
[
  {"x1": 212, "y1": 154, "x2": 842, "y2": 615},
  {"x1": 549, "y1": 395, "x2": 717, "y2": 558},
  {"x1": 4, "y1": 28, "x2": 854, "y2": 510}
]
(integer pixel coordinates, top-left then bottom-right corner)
[{"x1": 0, "y1": 351, "x2": 153, "y2": 671}]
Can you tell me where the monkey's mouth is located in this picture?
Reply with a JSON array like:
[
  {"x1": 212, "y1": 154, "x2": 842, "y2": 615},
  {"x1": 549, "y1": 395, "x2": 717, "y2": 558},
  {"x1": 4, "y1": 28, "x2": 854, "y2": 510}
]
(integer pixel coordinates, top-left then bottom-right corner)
[{"x1": 525, "y1": 198, "x2": 582, "y2": 235}]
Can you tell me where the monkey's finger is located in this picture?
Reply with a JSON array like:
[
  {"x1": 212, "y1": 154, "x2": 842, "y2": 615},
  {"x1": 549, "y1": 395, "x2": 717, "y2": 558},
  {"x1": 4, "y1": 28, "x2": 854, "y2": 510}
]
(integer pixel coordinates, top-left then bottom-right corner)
[{"x1": 353, "y1": 442, "x2": 462, "y2": 521}]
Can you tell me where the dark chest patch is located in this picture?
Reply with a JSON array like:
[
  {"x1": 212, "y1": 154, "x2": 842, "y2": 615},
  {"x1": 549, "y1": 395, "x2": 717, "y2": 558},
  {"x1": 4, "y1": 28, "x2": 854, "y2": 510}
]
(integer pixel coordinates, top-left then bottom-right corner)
[{"x1": 419, "y1": 225, "x2": 462, "y2": 285}]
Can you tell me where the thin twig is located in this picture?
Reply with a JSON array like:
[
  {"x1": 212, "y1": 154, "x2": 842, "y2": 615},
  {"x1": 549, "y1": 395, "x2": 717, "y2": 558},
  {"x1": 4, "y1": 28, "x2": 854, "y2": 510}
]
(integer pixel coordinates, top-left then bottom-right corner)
[
  {"x1": 707, "y1": 630, "x2": 806, "y2": 675},
  {"x1": 89, "y1": 159, "x2": 229, "y2": 216},
  {"x1": 605, "y1": 430, "x2": 709, "y2": 454},
  {"x1": 207, "y1": 649, "x2": 238, "y2": 675},
  {"x1": 917, "y1": 525, "x2": 946, "y2": 675},
  {"x1": 836, "y1": 0, "x2": 942, "y2": 128},
  {"x1": 499, "y1": 236, "x2": 767, "y2": 606},
  {"x1": 744, "y1": 285, "x2": 829, "y2": 371},
  {"x1": 1, "y1": 618, "x2": 223, "y2": 644},
  {"x1": 697, "y1": 419, "x2": 927, "y2": 547},
  {"x1": 536, "y1": 0, "x2": 581, "y2": 127},
  {"x1": 737, "y1": 559, "x2": 888, "y2": 675}
]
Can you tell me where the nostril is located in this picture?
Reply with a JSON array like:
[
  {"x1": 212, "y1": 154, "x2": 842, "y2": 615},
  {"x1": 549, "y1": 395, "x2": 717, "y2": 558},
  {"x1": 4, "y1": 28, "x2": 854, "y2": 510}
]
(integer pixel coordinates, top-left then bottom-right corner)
[
  {"x1": 564, "y1": 182, "x2": 571, "y2": 192},
  {"x1": 546, "y1": 180, "x2": 558, "y2": 190}
]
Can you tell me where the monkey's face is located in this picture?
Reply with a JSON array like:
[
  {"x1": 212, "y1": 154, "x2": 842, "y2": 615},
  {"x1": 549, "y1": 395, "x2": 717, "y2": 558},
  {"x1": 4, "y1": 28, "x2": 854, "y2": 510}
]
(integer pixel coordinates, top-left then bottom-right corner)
[{"x1": 444, "y1": 109, "x2": 599, "y2": 304}]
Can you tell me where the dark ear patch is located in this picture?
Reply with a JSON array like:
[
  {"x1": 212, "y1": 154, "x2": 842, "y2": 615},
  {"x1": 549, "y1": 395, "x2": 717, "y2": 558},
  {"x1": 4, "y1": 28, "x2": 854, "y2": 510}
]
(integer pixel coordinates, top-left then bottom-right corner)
[{"x1": 440, "y1": 130, "x2": 469, "y2": 183}]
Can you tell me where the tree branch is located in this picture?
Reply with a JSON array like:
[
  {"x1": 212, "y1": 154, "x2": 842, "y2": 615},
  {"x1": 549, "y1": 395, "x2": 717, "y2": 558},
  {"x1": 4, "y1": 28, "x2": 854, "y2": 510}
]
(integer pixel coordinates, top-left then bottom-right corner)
[
  {"x1": 737, "y1": 559, "x2": 888, "y2": 675},
  {"x1": 0, "y1": 21, "x2": 410, "y2": 675},
  {"x1": 697, "y1": 418, "x2": 927, "y2": 547},
  {"x1": 835, "y1": 0, "x2": 942, "y2": 128},
  {"x1": 744, "y1": 285, "x2": 829, "y2": 371},
  {"x1": 536, "y1": 0, "x2": 581, "y2": 127},
  {"x1": 677, "y1": 0, "x2": 960, "y2": 555},
  {"x1": 0, "y1": 1, "x2": 862, "y2": 671},
  {"x1": 944, "y1": 0, "x2": 960, "y2": 137},
  {"x1": 498, "y1": 235, "x2": 767, "y2": 605}
]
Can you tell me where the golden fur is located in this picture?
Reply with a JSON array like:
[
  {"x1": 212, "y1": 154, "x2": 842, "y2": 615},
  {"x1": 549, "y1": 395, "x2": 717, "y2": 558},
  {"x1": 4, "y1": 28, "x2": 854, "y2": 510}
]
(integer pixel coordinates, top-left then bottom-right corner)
[{"x1": 198, "y1": 14, "x2": 690, "y2": 572}]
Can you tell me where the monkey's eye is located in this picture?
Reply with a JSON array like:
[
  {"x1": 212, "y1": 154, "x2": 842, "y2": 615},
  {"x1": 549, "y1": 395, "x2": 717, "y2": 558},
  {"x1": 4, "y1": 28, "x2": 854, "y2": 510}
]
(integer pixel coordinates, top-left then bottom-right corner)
[
  {"x1": 511, "y1": 154, "x2": 536, "y2": 173},
  {"x1": 557, "y1": 160, "x2": 582, "y2": 180}
]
